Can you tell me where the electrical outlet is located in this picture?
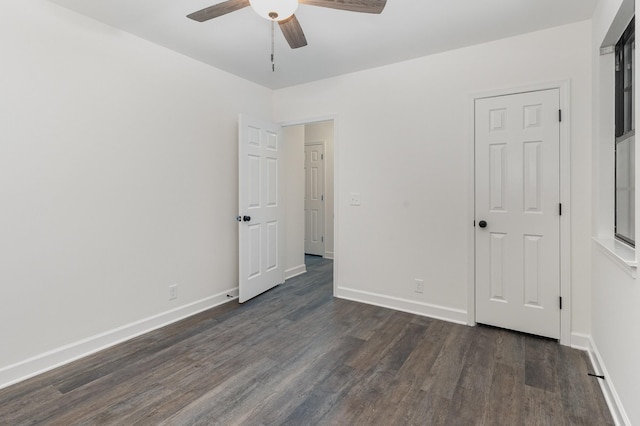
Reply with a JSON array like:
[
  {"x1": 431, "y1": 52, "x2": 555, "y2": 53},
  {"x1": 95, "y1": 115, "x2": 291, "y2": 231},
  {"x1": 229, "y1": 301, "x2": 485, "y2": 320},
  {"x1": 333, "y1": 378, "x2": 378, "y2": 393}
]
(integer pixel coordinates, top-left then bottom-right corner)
[
  {"x1": 169, "y1": 284, "x2": 178, "y2": 300},
  {"x1": 415, "y1": 279, "x2": 424, "y2": 294}
]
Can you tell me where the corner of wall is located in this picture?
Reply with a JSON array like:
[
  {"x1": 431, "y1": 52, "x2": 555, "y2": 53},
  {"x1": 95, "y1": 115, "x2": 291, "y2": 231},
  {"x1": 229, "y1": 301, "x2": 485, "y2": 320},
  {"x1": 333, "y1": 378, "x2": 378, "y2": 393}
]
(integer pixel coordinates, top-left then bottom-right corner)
[{"x1": 577, "y1": 334, "x2": 631, "y2": 425}]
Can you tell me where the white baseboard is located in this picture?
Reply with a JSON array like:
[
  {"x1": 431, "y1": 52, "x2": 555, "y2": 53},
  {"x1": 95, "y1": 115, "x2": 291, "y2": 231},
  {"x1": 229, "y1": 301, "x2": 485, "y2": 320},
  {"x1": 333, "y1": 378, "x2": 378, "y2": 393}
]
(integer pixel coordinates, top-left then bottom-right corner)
[
  {"x1": 0, "y1": 288, "x2": 239, "y2": 390},
  {"x1": 570, "y1": 332, "x2": 591, "y2": 351},
  {"x1": 572, "y1": 333, "x2": 630, "y2": 426},
  {"x1": 324, "y1": 251, "x2": 334, "y2": 260},
  {"x1": 284, "y1": 264, "x2": 307, "y2": 280},
  {"x1": 335, "y1": 286, "x2": 468, "y2": 325}
]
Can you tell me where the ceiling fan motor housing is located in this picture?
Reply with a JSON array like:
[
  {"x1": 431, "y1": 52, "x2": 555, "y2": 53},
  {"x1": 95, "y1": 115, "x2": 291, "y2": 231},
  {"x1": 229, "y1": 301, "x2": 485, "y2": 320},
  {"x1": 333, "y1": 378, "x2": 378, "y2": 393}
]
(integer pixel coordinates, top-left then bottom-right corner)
[{"x1": 249, "y1": 0, "x2": 298, "y2": 20}]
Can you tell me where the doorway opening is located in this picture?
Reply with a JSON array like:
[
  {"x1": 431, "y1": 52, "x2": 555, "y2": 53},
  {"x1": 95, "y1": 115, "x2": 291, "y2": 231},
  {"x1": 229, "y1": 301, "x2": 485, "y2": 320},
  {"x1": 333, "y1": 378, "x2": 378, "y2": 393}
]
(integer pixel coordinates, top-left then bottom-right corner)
[
  {"x1": 305, "y1": 141, "x2": 326, "y2": 257},
  {"x1": 282, "y1": 119, "x2": 335, "y2": 284}
]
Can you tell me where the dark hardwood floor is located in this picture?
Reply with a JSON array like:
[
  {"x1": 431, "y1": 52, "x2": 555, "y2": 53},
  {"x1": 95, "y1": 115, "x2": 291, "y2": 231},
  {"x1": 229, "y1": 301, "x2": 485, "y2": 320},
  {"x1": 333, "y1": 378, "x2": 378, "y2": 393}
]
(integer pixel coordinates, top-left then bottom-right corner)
[{"x1": 0, "y1": 256, "x2": 613, "y2": 425}]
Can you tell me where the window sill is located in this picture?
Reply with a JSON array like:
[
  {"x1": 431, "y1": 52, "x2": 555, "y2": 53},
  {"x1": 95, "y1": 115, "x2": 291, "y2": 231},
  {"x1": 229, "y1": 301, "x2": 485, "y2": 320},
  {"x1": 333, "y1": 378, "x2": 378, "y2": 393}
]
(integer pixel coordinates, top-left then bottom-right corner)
[{"x1": 592, "y1": 237, "x2": 637, "y2": 277}]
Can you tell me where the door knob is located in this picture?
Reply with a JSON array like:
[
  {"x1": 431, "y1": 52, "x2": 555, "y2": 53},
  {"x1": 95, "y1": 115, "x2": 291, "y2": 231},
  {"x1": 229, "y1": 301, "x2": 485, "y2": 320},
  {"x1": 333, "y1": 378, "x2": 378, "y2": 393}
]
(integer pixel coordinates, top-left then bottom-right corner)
[
  {"x1": 478, "y1": 220, "x2": 487, "y2": 228},
  {"x1": 243, "y1": 215, "x2": 251, "y2": 222}
]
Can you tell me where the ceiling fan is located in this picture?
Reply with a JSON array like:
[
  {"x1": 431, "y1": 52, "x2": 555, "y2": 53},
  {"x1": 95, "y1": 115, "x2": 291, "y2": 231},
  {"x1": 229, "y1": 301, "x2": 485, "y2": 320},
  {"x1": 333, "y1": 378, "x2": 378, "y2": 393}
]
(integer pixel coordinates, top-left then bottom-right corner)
[{"x1": 187, "y1": 0, "x2": 387, "y2": 49}]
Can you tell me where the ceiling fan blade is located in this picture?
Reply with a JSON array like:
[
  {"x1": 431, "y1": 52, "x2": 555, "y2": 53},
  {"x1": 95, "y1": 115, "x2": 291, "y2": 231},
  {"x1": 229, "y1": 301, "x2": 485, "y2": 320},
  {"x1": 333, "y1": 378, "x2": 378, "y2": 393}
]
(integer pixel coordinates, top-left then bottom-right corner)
[
  {"x1": 299, "y1": 0, "x2": 386, "y2": 14},
  {"x1": 279, "y1": 15, "x2": 308, "y2": 49},
  {"x1": 187, "y1": 0, "x2": 250, "y2": 22}
]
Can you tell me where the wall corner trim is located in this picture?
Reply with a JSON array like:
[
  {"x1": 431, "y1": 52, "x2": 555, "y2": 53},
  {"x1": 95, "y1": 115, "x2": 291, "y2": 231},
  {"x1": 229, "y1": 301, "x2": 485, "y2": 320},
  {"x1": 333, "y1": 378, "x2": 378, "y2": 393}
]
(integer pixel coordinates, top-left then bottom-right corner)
[
  {"x1": 335, "y1": 286, "x2": 468, "y2": 325},
  {"x1": 0, "y1": 289, "x2": 239, "y2": 390},
  {"x1": 574, "y1": 333, "x2": 631, "y2": 425}
]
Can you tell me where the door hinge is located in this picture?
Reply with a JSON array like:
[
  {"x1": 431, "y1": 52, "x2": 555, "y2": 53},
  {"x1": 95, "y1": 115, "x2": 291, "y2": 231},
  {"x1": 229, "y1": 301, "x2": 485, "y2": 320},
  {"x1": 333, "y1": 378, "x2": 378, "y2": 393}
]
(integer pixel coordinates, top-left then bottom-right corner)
[
  {"x1": 558, "y1": 109, "x2": 562, "y2": 122},
  {"x1": 473, "y1": 220, "x2": 476, "y2": 227},
  {"x1": 321, "y1": 236, "x2": 324, "y2": 242},
  {"x1": 559, "y1": 296, "x2": 563, "y2": 310},
  {"x1": 559, "y1": 203, "x2": 562, "y2": 216},
  {"x1": 321, "y1": 195, "x2": 324, "y2": 201},
  {"x1": 321, "y1": 154, "x2": 324, "y2": 160}
]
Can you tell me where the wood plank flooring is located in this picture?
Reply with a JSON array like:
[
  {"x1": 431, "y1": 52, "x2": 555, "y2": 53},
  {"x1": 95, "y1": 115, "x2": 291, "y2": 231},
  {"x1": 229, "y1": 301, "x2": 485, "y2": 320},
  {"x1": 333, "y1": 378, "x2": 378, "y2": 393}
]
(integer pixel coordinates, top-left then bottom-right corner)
[{"x1": 0, "y1": 256, "x2": 613, "y2": 425}]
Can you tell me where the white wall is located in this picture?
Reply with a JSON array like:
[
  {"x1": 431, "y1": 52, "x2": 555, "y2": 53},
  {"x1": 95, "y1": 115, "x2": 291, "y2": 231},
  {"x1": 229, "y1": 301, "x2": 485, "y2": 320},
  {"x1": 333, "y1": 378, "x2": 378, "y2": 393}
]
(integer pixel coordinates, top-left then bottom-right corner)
[
  {"x1": 305, "y1": 121, "x2": 335, "y2": 258},
  {"x1": 283, "y1": 125, "x2": 306, "y2": 278},
  {"x1": 590, "y1": 0, "x2": 640, "y2": 424},
  {"x1": 0, "y1": 1, "x2": 272, "y2": 387},
  {"x1": 275, "y1": 21, "x2": 592, "y2": 328}
]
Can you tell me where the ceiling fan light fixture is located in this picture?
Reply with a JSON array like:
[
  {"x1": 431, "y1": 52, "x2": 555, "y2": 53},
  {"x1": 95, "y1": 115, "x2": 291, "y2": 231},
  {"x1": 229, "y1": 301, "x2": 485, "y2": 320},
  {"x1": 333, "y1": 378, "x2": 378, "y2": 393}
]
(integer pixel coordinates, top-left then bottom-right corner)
[{"x1": 249, "y1": 0, "x2": 298, "y2": 20}]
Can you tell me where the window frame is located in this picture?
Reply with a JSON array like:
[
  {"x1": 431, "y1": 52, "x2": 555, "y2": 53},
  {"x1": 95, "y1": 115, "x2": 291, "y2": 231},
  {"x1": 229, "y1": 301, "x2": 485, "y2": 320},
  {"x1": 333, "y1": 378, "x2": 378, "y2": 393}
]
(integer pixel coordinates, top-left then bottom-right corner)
[{"x1": 614, "y1": 17, "x2": 635, "y2": 247}]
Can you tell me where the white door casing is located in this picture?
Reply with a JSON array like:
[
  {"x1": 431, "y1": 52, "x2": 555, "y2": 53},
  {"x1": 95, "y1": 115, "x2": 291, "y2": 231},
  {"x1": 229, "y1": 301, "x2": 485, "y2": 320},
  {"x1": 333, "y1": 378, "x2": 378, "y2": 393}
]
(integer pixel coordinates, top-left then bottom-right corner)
[
  {"x1": 475, "y1": 89, "x2": 561, "y2": 339},
  {"x1": 238, "y1": 115, "x2": 284, "y2": 303},
  {"x1": 305, "y1": 143, "x2": 325, "y2": 256}
]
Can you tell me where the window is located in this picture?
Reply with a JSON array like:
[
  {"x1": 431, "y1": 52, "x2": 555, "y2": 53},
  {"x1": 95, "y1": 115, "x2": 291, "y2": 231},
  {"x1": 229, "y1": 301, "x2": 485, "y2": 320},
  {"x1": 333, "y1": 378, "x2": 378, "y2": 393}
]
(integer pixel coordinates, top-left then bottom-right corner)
[{"x1": 615, "y1": 17, "x2": 635, "y2": 246}]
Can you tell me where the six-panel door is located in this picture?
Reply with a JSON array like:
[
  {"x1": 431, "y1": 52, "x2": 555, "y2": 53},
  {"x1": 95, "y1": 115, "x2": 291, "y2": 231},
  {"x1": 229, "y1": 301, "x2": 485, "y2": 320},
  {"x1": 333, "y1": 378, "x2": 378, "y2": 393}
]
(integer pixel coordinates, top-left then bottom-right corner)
[
  {"x1": 304, "y1": 143, "x2": 325, "y2": 256},
  {"x1": 239, "y1": 115, "x2": 284, "y2": 303},
  {"x1": 475, "y1": 89, "x2": 561, "y2": 339}
]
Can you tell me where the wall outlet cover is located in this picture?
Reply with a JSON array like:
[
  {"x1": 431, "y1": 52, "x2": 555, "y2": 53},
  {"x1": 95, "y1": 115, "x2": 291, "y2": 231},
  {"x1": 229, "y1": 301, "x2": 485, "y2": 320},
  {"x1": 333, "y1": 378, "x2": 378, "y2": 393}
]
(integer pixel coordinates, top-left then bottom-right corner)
[{"x1": 169, "y1": 284, "x2": 178, "y2": 300}]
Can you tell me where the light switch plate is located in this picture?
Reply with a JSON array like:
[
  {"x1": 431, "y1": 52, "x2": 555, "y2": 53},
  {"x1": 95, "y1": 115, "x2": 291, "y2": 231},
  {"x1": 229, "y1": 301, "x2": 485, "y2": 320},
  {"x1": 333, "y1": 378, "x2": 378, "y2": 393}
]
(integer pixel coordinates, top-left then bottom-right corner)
[{"x1": 350, "y1": 193, "x2": 361, "y2": 206}]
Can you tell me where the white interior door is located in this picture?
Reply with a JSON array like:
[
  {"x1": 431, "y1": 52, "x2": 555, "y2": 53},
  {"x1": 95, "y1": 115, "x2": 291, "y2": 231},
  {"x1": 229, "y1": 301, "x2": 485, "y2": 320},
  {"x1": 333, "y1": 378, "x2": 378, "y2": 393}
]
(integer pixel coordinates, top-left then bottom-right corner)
[
  {"x1": 238, "y1": 115, "x2": 284, "y2": 303},
  {"x1": 475, "y1": 89, "x2": 561, "y2": 339},
  {"x1": 304, "y1": 143, "x2": 325, "y2": 256}
]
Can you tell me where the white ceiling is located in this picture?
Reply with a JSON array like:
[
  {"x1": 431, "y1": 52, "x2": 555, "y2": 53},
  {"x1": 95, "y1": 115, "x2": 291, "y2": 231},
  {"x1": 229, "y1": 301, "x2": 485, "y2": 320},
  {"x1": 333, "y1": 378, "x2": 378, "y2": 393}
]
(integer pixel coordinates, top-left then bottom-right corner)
[{"x1": 47, "y1": 0, "x2": 597, "y2": 89}]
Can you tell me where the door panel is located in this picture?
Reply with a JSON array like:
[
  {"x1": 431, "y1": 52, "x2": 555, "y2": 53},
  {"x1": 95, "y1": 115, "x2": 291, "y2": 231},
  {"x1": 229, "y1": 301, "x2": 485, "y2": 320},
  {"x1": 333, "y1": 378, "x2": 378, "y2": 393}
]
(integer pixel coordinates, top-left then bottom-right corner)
[
  {"x1": 523, "y1": 234, "x2": 542, "y2": 306},
  {"x1": 490, "y1": 144, "x2": 506, "y2": 210},
  {"x1": 524, "y1": 141, "x2": 542, "y2": 211},
  {"x1": 266, "y1": 221, "x2": 278, "y2": 271},
  {"x1": 475, "y1": 89, "x2": 560, "y2": 339},
  {"x1": 304, "y1": 143, "x2": 325, "y2": 256},
  {"x1": 239, "y1": 115, "x2": 284, "y2": 303},
  {"x1": 248, "y1": 224, "x2": 261, "y2": 278},
  {"x1": 489, "y1": 232, "x2": 506, "y2": 301}
]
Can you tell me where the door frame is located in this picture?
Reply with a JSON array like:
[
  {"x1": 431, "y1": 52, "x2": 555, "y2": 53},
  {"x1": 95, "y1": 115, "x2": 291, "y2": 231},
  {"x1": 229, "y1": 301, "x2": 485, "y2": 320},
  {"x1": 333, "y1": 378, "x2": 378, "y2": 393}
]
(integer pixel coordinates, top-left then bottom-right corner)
[
  {"x1": 467, "y1": 81, "x2": 571, "y2": 345},
  {"x1": 304, "y1": 140, "x2": 326, "y2": 257},
  {"x1": 281, "y1": 114, "x2": 339, "y2": 296}
]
